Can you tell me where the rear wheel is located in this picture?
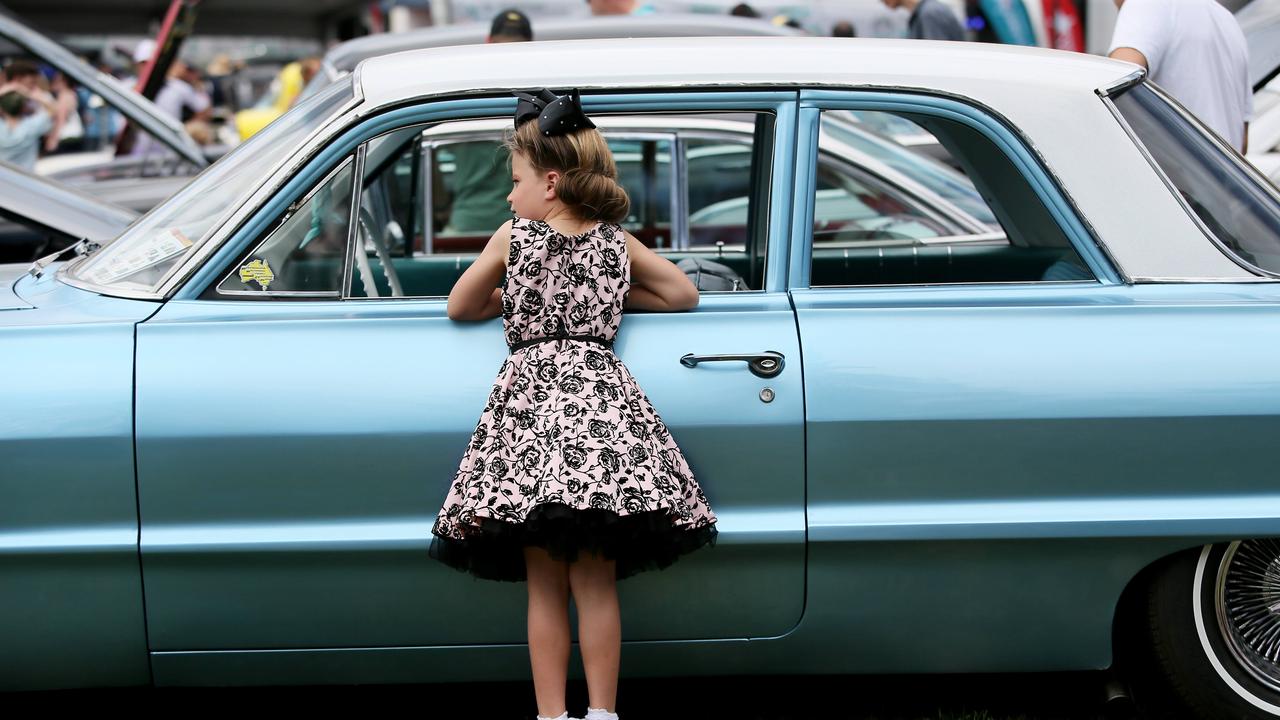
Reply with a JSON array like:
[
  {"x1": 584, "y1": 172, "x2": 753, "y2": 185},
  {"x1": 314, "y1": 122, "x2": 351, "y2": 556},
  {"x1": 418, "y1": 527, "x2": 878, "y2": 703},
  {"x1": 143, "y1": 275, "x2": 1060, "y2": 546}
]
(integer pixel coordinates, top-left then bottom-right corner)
[{"x1": 1135, "y1": 541, "x2": 1280, "y2": 719}]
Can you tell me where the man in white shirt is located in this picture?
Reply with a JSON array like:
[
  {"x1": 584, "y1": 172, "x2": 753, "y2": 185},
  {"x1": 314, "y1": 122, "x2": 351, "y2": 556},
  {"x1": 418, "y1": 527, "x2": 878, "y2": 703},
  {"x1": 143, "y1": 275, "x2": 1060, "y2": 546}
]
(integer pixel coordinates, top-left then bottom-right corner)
[
  {"x1": 1108, "y1": 0, "x2": 1252, "y2": 153},
  {"x1": 131, "y1": 59, "x2": 211, "y2": 159}
]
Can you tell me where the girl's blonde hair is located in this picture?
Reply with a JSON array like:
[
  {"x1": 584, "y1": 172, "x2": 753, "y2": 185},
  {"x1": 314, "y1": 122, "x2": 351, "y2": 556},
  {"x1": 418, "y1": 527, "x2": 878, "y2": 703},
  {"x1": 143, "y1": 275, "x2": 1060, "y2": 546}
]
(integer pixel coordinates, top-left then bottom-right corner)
[{"x1": 505, "y1": 120, "x2": 630, "y2": 224}]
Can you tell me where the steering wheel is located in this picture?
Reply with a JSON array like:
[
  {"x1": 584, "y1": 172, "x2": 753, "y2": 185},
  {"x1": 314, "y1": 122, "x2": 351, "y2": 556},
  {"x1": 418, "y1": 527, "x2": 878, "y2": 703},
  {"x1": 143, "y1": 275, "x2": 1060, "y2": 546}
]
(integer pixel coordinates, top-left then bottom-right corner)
[{"x1": 355, "y1": 207, "x2": 405, "y2": 297}]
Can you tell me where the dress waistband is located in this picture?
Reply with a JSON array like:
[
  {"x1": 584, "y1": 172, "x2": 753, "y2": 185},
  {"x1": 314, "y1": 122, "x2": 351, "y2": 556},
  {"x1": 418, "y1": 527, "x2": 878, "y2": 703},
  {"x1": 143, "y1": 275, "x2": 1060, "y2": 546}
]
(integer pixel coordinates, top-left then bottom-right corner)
[{"x1": 508, "y1": 333, "x2": 613, "y2": 354}]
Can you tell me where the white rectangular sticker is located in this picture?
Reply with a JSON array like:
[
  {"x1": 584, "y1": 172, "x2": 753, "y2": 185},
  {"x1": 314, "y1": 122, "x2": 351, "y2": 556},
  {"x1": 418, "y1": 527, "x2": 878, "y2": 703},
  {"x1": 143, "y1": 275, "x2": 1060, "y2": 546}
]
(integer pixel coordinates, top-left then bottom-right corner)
[{"x1": 85, "y1": 228, "x2": 193, "y2": 285}]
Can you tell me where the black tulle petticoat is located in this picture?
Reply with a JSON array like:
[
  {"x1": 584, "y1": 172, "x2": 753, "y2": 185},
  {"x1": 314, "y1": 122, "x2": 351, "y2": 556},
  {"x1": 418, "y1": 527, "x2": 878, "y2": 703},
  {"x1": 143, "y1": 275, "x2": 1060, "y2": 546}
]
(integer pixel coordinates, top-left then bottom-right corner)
[{"x1": 428, "y1": 501, "x2": 719, "y2": 582}]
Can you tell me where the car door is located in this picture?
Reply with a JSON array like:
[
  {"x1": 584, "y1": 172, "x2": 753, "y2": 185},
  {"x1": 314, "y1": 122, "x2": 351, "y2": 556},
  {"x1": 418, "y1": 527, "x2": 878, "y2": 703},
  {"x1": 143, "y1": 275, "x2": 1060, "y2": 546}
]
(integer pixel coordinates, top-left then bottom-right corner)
[
  {"x1": 788, "y1": 92, "x2": 1133, "y2": 670},
  {"x1": 133, "y1": 94, "x2": 805, "y2": 660}
]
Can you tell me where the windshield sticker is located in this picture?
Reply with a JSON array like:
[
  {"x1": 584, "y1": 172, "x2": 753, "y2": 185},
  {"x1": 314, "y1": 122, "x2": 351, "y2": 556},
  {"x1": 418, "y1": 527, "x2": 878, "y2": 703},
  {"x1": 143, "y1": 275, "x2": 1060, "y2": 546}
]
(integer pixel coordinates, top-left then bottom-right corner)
[
  {"x1": 238, "y1": 258, "x2": 275, "y2": 290},
  {"x1": 83, "y1": 228, "x2": 192, "y2": 285}
]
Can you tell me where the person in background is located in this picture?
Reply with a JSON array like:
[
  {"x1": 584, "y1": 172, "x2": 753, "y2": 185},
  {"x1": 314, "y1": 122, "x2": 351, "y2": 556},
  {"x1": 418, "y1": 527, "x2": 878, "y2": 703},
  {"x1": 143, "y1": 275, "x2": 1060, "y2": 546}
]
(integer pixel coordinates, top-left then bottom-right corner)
[
  {"x1": 44, "y1": 72, "x2": 83, "y2": 154},
  {"x1": 880, "y1": 0, "x2": 966, "y2": 40},
  {"x1": 134, "y1": 58, "x2": 213, "y2": 156},
  {"x1": 1108, "y1": 0, "x2": 1252, "y2": 153},
  {"x1": 205, "y1": 54, "x2": 235, "y2": 110},
  {"x1": 80, "y1": 62, "x2": 123, "y2": 151},
  {"x1": 833, "y1": 20, "x2": 857, "y2": 37},
  {"x1": 126, "y1": 38, "x2": 155, "y2": 89},
  {"x1": 771, "y1": 14, "x2": 805, "y2": 30},
  {"x1": 587, "y1": 0, "x2": 656, "y2": 16},
  {"x1": 0, "y1": 61, "x2": 55, "y2": 170},
  {"x1": 436, "y1": 9, "x2": 537, "y2": 236},
  {"x1": 730, "y1": 3, "x2": 759, "y2": 17},
  {"x1": 489, "y1": 8, "x2": 533, "y2": 42}
]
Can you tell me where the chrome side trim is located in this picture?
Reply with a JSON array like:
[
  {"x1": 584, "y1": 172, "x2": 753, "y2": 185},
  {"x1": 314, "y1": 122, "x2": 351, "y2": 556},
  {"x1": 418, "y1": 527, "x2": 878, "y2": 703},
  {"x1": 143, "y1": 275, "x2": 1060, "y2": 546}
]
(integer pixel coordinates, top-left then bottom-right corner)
[{"x1": 672, "y1": 134, "x2": 689, "y2": 250}]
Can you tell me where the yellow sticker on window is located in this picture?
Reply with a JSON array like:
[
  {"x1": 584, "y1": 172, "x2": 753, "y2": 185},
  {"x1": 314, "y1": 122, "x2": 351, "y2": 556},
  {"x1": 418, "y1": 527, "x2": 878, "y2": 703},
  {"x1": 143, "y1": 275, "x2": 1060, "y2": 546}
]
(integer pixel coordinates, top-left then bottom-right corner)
[{"x1": 238, "y1": 258, "x2": 275, "y2": 290}]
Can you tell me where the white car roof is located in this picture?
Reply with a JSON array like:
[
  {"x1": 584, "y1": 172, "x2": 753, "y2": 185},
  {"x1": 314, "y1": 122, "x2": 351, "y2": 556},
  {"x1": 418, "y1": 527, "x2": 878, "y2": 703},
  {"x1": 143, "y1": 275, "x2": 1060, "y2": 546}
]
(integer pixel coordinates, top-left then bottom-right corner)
[{"x1": 355, "y1": 36, "x2": 1136, "y2": 112}]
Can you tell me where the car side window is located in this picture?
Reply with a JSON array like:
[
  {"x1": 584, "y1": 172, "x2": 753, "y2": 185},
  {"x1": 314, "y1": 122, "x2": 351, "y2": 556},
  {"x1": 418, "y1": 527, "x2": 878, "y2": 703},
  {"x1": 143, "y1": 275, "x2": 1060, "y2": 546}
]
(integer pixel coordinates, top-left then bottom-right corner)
[
  {"x1": 808, "y1": 109, "x2": 1094, "y2": 287},
  {"x1": 348, "y1": 113, "x2": 775, "y2": 299},
  {"x1": 211, "y1": 155, "x2": 355, "y2": 297},
  {"x1": 1111, "y1": 83, "x2": 1280, "y2": 275}
]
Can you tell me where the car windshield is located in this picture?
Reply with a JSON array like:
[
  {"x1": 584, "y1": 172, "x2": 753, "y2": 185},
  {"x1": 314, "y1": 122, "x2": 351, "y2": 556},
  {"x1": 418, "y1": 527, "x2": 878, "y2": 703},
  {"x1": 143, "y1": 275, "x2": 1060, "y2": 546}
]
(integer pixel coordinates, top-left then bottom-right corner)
[
  {"x1": 67, "y1": 78, "x2": 355, "y2": 294},
  {"x1": 822, "y1": 113, "x2": 997, "y2": 226}
]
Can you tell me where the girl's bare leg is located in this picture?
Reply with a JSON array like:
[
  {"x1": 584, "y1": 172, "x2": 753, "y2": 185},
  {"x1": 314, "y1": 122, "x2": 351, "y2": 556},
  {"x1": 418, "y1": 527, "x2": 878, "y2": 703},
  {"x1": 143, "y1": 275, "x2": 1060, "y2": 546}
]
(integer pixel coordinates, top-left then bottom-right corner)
[
  {"x1": 525, "y1": 545, "x2": 572, "y2": 718},
  {"x1": 568, "y1": 550, "x2": 620, "y2": 713}
]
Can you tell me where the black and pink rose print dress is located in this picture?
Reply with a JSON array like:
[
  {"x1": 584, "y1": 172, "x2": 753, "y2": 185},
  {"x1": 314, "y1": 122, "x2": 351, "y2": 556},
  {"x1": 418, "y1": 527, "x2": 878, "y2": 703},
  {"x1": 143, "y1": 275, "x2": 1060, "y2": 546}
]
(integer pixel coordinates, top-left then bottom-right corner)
[{"x1": 428, "y1": 217, "x2": 718, "y2": 582}]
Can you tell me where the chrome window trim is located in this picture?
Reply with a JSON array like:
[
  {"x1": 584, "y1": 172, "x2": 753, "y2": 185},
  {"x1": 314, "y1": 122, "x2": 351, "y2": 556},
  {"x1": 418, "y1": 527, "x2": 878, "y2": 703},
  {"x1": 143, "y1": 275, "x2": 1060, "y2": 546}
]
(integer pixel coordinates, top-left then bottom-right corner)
[
  {"x1": 671, "y1": 134, "x2": 689, "y2": 250},
  {"x1": 810, "y1": 278, "x2": 1102, "y2": 290},
  {"x1": 147, "y1": 86, "x2": 364, "y2": 300},
  {"x1": 421, "y1": 135, "x2": 435, "y2": 256},
  {"x1": 341, "y1": 143, "x2": 367, "y2": 298},
  {"x1": 1101, "y1": 82, "x2": 1280, "y2": 282},
  {"x1": 210, "y1": 155, "x2": 355, "y2": 299},
  {"x1": 1096, "y1": 67, "x2": 1146, "y2": 99}
]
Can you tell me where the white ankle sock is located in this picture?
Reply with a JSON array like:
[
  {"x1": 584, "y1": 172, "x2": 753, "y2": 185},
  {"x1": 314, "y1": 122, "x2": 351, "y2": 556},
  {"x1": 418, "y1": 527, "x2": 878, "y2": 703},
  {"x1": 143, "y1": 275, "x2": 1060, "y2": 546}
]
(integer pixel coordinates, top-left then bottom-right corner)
[
  {"x1": 585, "y1": 708, "x2": 618, "y2": 720},
  {"x1": 536, "y1": 713, "x2": 568, "y2": 720}
]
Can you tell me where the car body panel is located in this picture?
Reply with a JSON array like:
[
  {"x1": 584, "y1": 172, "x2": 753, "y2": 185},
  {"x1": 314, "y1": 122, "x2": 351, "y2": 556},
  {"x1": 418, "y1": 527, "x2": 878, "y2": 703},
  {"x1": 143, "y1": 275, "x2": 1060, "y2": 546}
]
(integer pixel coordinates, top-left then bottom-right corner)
[
  {"x1": 0, "y1": 269, "x2": 157, "y2": 690},
  {"x1": 0, "y1": 161, "x2": 138, "y2": 263},
  {"x1": 135, "y1": 294, "x2": 805, "y2": 649},
  {"x1": 0, "y1": 162, "x2": 138, "y2": 242}
]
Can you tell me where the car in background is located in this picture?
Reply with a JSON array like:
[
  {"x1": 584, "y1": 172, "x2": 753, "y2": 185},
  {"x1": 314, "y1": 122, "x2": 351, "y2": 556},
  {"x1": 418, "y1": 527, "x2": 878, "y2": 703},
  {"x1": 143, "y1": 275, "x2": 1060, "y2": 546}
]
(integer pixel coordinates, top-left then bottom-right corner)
[
  {"x1": 0, "y1": 160, "x2": 137, "y2": 264},
  {"x1": 0, "y1": 10, "x2": 211, "y2": 210},
  {"x1": 1241, "y1": 0, "x2": 1280, "y2": 184},
  {"x1": 8, "y1": 37, "x2": 1280, "y2": 720}
]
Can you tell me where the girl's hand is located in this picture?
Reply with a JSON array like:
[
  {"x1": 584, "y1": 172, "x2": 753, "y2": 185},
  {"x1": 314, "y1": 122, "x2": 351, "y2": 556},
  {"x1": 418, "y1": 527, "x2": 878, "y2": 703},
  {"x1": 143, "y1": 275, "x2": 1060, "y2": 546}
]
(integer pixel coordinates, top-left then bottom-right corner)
[
  {"x1": 624, "y1": 231, "x2": 699, "y2": 311},
  {"x1": 447, "y1": 220, "x2": 512, "y2": 321}
]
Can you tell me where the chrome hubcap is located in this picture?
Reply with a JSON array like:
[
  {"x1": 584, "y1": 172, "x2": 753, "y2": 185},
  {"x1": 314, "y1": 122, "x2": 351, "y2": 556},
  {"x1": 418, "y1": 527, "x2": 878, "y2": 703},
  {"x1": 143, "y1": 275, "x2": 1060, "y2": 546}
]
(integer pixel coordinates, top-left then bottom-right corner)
[{"x1": 1218, "y1": 539, "x2": 1280, "y2": 693}]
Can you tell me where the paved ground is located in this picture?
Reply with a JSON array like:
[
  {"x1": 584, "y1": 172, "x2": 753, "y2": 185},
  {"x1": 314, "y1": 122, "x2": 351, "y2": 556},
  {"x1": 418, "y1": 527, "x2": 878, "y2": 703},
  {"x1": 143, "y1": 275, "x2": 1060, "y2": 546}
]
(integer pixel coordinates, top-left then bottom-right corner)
[{"x1": 17, "y1": 672, "x2": 1138, "y2": 719}]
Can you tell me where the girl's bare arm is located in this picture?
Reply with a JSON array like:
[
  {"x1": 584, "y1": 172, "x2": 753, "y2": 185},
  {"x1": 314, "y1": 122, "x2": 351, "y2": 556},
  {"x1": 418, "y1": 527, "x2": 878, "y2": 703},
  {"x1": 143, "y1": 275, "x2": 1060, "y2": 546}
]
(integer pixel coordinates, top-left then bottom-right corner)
[
  {"x1": 623, "y1": 231, "x2": 699, "y2": 311},
  {"x1": 446, "y1": 220, "x2": 511, "y2": 321}
]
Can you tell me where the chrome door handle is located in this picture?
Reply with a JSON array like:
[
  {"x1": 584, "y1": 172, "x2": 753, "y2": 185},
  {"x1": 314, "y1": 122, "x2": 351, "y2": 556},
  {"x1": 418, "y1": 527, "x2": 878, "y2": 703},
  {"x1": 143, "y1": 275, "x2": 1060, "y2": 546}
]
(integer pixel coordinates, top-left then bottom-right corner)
[{"x1": 679, "y1": 351, "x2": 785, "y2": 379}]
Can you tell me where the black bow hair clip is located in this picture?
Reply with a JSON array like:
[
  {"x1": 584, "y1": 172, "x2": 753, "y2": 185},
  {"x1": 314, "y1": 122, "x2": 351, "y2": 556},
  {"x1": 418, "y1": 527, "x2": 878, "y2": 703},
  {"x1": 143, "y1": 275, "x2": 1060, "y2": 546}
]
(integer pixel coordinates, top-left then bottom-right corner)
[{"x1": 513, "y1": 88, "x2": 596, "y2": 137}]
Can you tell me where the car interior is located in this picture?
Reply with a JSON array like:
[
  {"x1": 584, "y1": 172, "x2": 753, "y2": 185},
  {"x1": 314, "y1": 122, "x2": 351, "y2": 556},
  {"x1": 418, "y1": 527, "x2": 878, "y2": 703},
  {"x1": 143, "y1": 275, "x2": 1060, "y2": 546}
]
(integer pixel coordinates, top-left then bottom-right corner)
[{"x1": 210, "y1": 106, "x2": 1097, "y2": 300}]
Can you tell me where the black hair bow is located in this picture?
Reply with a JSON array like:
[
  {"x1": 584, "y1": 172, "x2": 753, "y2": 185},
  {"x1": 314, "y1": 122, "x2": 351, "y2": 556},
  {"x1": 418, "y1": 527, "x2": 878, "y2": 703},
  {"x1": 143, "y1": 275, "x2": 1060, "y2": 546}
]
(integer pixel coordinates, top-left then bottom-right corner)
[{"x1": 513, "y1": 88, "x2": 596, "y2": 136}]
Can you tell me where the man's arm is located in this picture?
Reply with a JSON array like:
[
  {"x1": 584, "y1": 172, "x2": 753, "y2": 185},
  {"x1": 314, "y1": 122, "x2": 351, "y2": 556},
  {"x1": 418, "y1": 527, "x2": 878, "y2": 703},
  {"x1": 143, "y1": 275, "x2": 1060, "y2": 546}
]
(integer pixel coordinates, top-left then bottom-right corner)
[
  {"x1": 1108, "y1": 0, "x2": 1165, "y2": 74},
  {"x1": 1108, "y1": 46, "x2": 1149, "y2": 70}
]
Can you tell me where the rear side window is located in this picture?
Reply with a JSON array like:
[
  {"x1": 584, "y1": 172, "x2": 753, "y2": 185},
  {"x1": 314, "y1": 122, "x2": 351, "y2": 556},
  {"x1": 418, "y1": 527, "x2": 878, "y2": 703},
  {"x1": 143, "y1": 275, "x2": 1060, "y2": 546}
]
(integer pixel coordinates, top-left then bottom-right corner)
[{"x1": 1112, "y1": 83, "x2": 1280, "y2": 275}]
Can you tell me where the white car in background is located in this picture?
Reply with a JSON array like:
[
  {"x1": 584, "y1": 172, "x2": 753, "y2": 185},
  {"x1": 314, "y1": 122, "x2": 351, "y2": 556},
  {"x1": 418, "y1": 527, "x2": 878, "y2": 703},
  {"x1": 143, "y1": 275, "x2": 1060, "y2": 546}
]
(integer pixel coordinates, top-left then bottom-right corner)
[{"x1": 1241, "y1": 0, "x2": 1280, "y2": 183}]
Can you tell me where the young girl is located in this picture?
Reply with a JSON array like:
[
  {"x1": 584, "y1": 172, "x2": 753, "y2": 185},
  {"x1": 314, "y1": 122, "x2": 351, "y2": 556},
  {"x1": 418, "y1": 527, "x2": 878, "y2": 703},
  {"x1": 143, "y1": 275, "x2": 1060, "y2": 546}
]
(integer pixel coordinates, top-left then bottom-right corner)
[{"x1": 428, "y1": 89, "x2": 719, "y2": 720}]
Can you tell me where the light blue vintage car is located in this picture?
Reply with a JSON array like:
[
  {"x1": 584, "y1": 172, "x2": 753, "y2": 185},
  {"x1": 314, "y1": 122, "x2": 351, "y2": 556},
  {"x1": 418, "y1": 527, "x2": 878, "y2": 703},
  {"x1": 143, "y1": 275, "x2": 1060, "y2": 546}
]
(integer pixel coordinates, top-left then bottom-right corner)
[{"x1": 6, "y1": 37, "x2": 1280, "y2": 718}]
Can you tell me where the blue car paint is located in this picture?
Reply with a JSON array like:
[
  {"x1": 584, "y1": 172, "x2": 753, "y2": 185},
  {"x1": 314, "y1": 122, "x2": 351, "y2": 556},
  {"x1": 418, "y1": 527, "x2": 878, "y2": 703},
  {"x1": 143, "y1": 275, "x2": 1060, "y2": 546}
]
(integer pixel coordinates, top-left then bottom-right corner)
[{"x1": 1, "y1": 267, "x2": 157, "y2": 690}]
